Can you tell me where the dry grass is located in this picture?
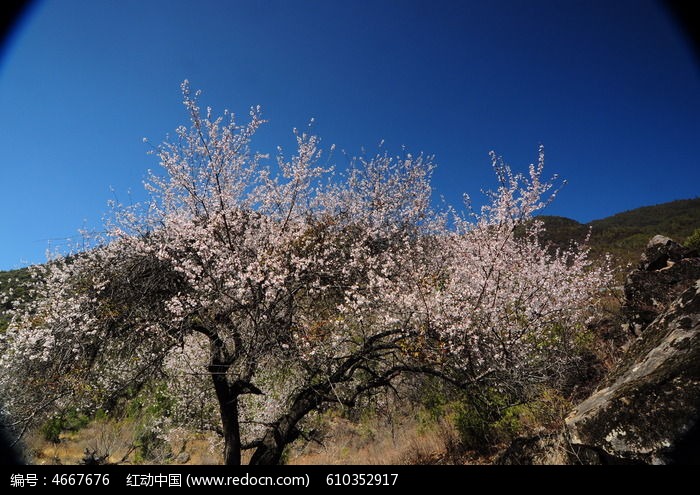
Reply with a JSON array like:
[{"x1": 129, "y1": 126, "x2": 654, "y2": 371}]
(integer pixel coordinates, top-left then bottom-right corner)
[
  {"x1": 287, "y1": 412, "x2": 468, "y2": 465},
  {"x1": 29, "y1": 419, "x2": 138, "y2": 465},
  {"x1": 27, "y1": 420, "x2": 223, "y2": 465},
  {"x1": 25, "y1": 406, "x2": 477, "y2": 465}
]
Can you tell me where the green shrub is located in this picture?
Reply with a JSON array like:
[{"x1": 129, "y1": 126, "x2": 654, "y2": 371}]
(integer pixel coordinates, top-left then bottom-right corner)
[
  {"x1": 133, "y1": 427, "x2": 170, "y2": 464},
  {"x1": 685, "y1": 228, "x2": 700, "y2": 252},
  {"x1": 454, "y1": 389, "x2": 512, "y2": 452},
  {"x1": 40, "y1": 410, "x2": 91, "y2": 443},
  {"x1": 454, "y1": 387, "x2": 570, "y2": 453}
]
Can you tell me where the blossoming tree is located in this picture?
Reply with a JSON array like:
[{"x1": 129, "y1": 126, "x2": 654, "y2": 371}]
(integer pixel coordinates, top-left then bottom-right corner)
[
  {"x1": 431, "y1": 150, "x2": 612, "y2": 399},
  {"x1": 0, "y1": 82, "x2": 612, "y2": 464},
  {"x1": 1, "y1": 82, "x2": 442, "y2": 464}
]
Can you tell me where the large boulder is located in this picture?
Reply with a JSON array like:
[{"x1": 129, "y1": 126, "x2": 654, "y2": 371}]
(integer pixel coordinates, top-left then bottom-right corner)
[
  {"x1": 622, "y1": 235, "x2": 700, "y2": 335},
  {"x1": 565, "y1": 279, "x2": 700, "y2": 464},
  {"x1": 499, "y1": 236, "x2": 700, "y2": 464}
]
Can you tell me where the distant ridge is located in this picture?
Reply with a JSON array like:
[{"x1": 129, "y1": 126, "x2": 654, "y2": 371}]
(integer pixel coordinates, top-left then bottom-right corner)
[{"x1": 538, "y1": 197, "x2": 700, "y2": 266}]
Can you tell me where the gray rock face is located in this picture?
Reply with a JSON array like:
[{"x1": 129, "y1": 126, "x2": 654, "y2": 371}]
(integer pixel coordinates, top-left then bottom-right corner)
[
  {"x1": 565, "y1": 279, "x2": 700, "y2": 464},
  {"x1": 623, "y1": 235, "x2": 700, "y2": 335},
  {"x1": 500, "y1": 235, "x2": 700, "y2": 464}
]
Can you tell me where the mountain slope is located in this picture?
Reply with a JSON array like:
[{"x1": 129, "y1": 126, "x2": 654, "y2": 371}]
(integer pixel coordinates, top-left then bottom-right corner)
[{"x1": 538, "y1": 197, "x2": 700, "y2": 266}]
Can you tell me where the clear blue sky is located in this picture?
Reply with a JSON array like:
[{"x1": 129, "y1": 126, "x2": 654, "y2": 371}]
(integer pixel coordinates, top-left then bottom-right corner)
[{"x1": 1, "y1": 0, "x2": 698, "y2": 270}]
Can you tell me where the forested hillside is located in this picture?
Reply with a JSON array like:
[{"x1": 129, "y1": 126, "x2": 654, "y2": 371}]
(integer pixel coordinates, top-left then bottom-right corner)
[{"x1": 538, "y1": 197, "x2": 700, "y2": 266}]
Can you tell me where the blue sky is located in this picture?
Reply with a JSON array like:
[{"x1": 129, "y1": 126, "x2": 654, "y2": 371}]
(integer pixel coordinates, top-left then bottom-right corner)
[{"x1": 1, "y1": 0, "x2": 698, "y2": 270}]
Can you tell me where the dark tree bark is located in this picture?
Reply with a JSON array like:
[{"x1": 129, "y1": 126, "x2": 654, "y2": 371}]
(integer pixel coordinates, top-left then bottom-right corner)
[
  {"x1": 211, "y1": 371, "x2": 241, "y2": 466},
  {"x1": 249, "y1": 330, "x2": 407, "y2": 464},
  {"x1": 206, "y1": 329, "x2": 242, "y2": 466},
  {"x1": 249, "y1": 390, "x2": 319, "y2": 465}
]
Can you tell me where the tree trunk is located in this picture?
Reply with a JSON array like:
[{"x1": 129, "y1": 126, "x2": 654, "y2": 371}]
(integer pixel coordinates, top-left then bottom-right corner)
[
  {"x1": 205, "y1": 329, "x2": 242, "y2": 465},
  {"x1": 211, "y1": 371, "x2": 242, "y2": 465},
  {"x1": 248, "y1": 419, "x2": 287, "y2": 465},
  {"x1": 249, "y1": 391, "x2": 318, "y2": 465}
]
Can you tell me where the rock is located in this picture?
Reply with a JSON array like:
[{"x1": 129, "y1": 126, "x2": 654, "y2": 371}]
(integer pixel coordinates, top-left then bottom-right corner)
[
  {"x1": 496, "y1": 433, "x2": 569, "y2": 465},
  {"x1": 81, "y1": 448, "x2": 109, "y2": 465},
  {"x1": 565, "y1": 279, "x2": 700, "y2": 464},
  {"x1": 175, "y1": 451, "x2": 190, "y2": 464},
  {"x1": 502, "y1": 237, "x2": 700, "y2": 464},
  {"x1": 623, "y1": 236, "x2": 700, "y2": 335},
  {"x1": 639, "y1": 235, "x2": 690, "y2": 271}
]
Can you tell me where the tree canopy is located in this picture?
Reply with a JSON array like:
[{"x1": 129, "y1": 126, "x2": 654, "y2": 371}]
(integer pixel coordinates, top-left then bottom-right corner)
[{"x1": 0, "y1": 82, "x2": 612, "y2": 464}]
